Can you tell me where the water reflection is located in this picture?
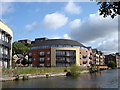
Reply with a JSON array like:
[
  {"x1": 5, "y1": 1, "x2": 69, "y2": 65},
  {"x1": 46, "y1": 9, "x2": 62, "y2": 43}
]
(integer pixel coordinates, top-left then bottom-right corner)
[{"x1": 2, "y1": 69, "x2": 119, "y2": 88}]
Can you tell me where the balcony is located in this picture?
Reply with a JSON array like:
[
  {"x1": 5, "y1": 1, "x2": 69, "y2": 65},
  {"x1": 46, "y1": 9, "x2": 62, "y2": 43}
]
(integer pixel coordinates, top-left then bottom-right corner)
[
  {"x1": 0, "y1": 41, "x2": 11, "y2": 48},
  {"x1": 83, "y1": 60, "x2": 87, "y2": 64},
  {"x1": 89, "y1": 56, "x2": 93, "y2": 59},
  {"x1": 56, "y1": 60, "x2": 66, "y2": 63},
  {"x1": 83, "y1": 55, "x2": 87, "y2": 58},
  {"x1": 2, "y1": 54, "x2": 10, "y2": 59}
]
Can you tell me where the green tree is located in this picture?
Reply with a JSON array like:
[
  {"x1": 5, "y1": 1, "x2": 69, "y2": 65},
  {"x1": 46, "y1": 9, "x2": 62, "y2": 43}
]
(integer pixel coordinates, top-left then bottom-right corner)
[
  {"x1": 97, "y1": 1, "x2": 120, "y2": 18},
  {"x1": 12, "y1": 42, "x2": 30, "y2": 55},
  {"x1": 107, "y1": 61, "x2": 116, "y2": 69}
]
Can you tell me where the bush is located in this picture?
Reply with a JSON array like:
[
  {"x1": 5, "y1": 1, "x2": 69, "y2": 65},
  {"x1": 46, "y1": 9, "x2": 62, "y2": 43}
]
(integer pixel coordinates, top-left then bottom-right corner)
[
  {"x1": 64, "y1": 69, "x2": 68, "y2": 72},
  {"x1": 23, "y1": 75, "x2": 29, "y2": 80},
  {"x1": 15, "y1": 75, "x2": 19, "y2": 80},
  {"x1": 107, "y1": 61, "x2": 116, "y2": 69},
  {"x1": 70, "y1": 65, "x2": 79, "y2": 77}
]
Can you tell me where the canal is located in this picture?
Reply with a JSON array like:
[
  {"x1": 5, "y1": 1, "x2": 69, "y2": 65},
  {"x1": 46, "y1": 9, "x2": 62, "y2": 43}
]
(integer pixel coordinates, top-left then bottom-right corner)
[{"x1": 2, "y1": 69, "x2": 119, "y2": 88}]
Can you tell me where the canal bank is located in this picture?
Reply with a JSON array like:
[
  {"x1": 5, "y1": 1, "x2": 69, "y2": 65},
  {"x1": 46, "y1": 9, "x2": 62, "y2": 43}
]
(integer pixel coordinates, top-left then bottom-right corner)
[
  {"x1": 2, "y1": 69, "x2": 119, "y2": 88},
  {"x1": 1, "y1": 70, "x2": 89, "y2": 81}
]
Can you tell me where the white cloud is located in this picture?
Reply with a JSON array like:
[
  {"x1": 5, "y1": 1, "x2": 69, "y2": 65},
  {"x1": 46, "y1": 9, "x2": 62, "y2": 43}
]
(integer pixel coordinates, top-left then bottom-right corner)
[
  {"x1": 69, "y1": 19, "x2": 81, "y2": 30},
  {"x1": 25, "y1": 21, "x2": 39, "y2": 31},
  {"x1": 63, "y1": 34, "x2": 71, "y2": 39},
  {"x1": 69, "y1": 12, "x2": 118, "y2": 54},
  {"x1": 50, "y1": 34, "x2": 71, "y2": 39},
  {"x1": 0, "y1": 2, "x2": 14, "y2": 17},
  {"x1": 64, "y1": 1, "x2": 81, "y2": 14},
  {"x1": 42, "y1": 12, "x2": 68, "y2": 30}
]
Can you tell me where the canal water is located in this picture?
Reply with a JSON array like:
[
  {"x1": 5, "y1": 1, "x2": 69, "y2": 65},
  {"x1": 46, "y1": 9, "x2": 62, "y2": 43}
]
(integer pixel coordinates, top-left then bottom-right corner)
[{"x1": 2, "y1": 69, "x2": 119, "y2": 88}]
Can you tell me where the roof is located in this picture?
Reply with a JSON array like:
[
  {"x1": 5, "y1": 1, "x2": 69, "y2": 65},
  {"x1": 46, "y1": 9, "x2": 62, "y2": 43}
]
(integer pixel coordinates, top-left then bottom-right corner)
[{"x1": 33, "y1": 39, "x2": 85, "y2": 47}]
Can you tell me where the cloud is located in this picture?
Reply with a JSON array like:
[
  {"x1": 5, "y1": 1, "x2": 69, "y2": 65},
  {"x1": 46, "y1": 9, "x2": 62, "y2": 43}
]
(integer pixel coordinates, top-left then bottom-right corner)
[
  {"x1": 64, "y1": 1, "x2": 81, "y2": 14},
  {"x1": 50, "y1": 34, "x2": 71, "y2": 39},
  {"x1": 0, "y1": 2, "x2": 14, "y2": 17},
  {"x1": 69, "y1": 12, "x2": 118, "y2": 54},
  {"x1": 42, "y1": 12, "x2": 68, "y2": 30},
  {"x1": 25, "y1": 21, "x2": 38, "y2": 31},
  {"x1": 63, "y1": 34, "x2": 71, "y2": 39}
]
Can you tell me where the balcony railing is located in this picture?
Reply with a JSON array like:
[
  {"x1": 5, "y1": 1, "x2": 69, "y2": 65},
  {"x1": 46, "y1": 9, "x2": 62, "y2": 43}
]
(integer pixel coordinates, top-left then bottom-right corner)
[
  {"x1": 56, "y1": 54, "x2": 75, "y2": 57},
  {"x1": 56, "y1": 60, "x2": 75, "y2": 63}
]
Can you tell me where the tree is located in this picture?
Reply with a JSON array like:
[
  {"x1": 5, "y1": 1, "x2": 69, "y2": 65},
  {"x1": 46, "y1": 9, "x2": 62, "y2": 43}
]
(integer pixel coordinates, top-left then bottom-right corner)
[
  {"x1": 97, "y1": 1, "x2": 120, "y2": 18},
  {"x1": 107, "y1": 61, "x2": 116, "y2": 69},
  {"x1": 12, "y1": 42, "x2": 30, "y2": 55}
]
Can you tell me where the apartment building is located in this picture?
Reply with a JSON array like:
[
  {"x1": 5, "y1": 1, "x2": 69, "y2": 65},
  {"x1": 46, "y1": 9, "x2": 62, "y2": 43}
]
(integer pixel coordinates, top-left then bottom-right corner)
[
  {"x1": 105, "y1": 53, "x2": 120, "y2": 68},
  {"x1": 28, "y1": 37, "x2": 105, "y2": 67},
  {"x1": 28, "y1": 38, "x2": 93, "y2": 67},
  {"x1": 105, "y1": 54, "x2": 116, "y2": 66},
  {"x1": 92, "y1": 49, "x2": 105, "y2": 66},
  {"x1": 116, "y1": 53, "x2": 120, "y2": 68},
  {"x1": 0, "y1": 20, "x2": 13, "y2": 68}
]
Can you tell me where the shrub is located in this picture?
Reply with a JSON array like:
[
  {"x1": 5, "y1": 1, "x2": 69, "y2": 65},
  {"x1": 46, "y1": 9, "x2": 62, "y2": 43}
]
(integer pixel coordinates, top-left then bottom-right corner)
[
  {"x1": 107, "y1": 61, "x2": 116, "y2": 69},
  {"x1": 70, "y1": 65, "x2": 79, "y2": 77},
  {"x1": 23, "y1": 75, "x2": 29, "y2": 80},
  {"x1": 15, "y1": 75, "x2": 19, "y2": 80}
]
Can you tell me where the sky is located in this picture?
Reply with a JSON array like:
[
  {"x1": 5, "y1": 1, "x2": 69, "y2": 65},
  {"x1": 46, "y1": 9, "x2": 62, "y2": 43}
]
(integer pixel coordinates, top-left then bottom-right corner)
[{"x1": 0, "y1": 0, "x2": 119, "y2": 54}]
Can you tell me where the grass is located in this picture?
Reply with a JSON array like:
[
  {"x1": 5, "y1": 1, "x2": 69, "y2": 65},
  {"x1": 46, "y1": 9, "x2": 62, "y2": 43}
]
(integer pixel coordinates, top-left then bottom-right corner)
[{"x1": 2, "y1": 67, "x2": 88, "y2": 76}]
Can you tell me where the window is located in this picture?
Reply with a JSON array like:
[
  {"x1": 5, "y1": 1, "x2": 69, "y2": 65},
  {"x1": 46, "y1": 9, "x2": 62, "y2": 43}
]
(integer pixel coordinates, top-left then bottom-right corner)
[
  {"x1": 29, "y1": 58, "x2": 32, "y2": 62},
  {"x1": 47, "y1": 57, "x2": 50, "y2": 60},
  {"x1": 40, "y1": 58, "x2": 44, "y2": 61},
  {"x1": 47, "y1": 51, "x2": 50, "y2": 54},
  {"x1": 29, "y1": 53, "x2": 32, "y2": 56},
  {"x1": 40, "y1": 52, "x2": 44, "y2": 56},
  {"x1": 1, "y1": 47, "x2": 3, "y2": 54},
  {"x1": 2, "y1": 33, "x2": 5, "y2": 41},
  {"x1": 39, "y1": 64, "x2": 44, "y2": 67},
  {"x1": 6, "y1": 37, "x2": 9, "y2": 43}
]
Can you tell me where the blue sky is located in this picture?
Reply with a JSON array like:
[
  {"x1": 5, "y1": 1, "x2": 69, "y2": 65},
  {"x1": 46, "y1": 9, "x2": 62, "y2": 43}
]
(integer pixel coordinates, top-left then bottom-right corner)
[{"x1": 1, "y1": 1, "x2": 118, "y2": 54}]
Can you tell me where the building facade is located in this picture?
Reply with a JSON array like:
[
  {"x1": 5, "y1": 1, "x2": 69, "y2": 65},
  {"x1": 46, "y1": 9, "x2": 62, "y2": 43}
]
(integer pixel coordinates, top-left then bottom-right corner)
[
  {"x1": 105, "y1": 54, "x2": 116, "y2": 66},
  {"x1": 92, "y1": 49, "x2": 105, "y2": 66},
  {"x1": 28, "y1": 38, "x2": 105, "y2": 67},
  {"x1": 0, "y1": 20, "x2": 13, "y2": 68},
  {"x1": 116, "y1": 53, "x2": 120, "y2": 68}
]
